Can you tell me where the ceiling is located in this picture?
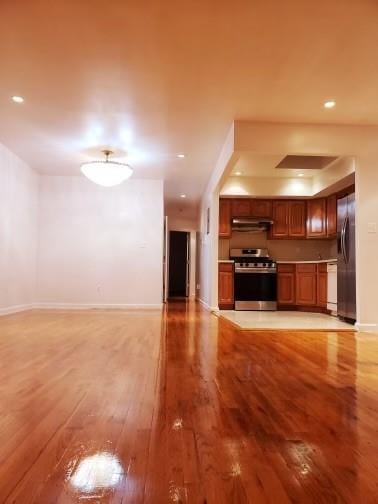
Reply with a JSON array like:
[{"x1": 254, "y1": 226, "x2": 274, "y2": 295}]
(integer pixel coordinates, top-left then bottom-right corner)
[
  {"x1": 231, "y1": 153, "x2": 338, "y2": 179},
  {"x1": 1, "y1": 0, "x2": 378, "y2": 218}
]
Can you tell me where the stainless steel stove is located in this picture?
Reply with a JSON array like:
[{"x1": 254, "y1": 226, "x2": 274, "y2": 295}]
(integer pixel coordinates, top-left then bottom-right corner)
[{"x1": 230, "y1": 248, "x2": 277, "y2": 311}]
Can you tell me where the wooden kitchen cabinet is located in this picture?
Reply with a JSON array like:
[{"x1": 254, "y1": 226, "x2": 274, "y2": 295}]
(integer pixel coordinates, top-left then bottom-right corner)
[
  {"x1": 219, "y1": 199, "x2": 231, "y2": 238},
  {"x1": 250, "y1": 199, "x2": 272, "y2": 218},
  {"x1": 288, "y1": 201, "x2": 306, "y2": 238},
  {"x1": 271, "y1": 200, "x2": 306, "y2": 238},
  {"x1": 327, "y1": 194, "x2": 337, "y2": 237},
  {"x1": 317, "y1": 263, "x2": 328, "y2": 307},
  {"x1": 277, "y1": 264, "x2": 296, "y2": 305},
  {"x1": 296, "y1": 264, "x2": 317, "y2": 305},
  {"x1": 278, "y1": 262, "x2": 328, "y2": 311},
  {"x1": 307, "y1": 198, "x2": 327, "y2": 238},
  {"x1": 232, "y1": 199, "x2": 251, "y2": 217},
  {"x1": 271, "y1": 201, "x2": 289, "y2": 237},
  {"x1": 218, "y1": 263, "x2": 234, "y2": 309}
]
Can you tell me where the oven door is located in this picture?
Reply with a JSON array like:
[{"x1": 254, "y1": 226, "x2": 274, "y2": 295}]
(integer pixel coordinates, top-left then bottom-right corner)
[{"x1": 234, "y1": 270, "x2": 277, "y2": 311}]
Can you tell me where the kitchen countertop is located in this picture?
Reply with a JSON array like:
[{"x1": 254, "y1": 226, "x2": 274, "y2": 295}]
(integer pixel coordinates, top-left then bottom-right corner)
[
  {"x1": 218, "y1": 259, "x2": 235, "y2": 263},
  {"x1": 276, "y1": 259, "x2": 337, "y2": 264}
]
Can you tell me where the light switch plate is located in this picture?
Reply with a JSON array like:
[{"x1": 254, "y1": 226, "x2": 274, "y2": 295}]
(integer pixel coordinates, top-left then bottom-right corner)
[{"x1": 368, "y1": 222, "x2": 377, "y2": 234}]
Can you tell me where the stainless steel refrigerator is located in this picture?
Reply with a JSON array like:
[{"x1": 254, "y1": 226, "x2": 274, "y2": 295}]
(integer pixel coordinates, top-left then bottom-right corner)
[{"x1": 337, "y1": 193, "x2": 356, "y2": 322}]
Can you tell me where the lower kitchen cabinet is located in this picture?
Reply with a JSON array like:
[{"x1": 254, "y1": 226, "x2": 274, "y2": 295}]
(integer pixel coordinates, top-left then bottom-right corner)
[
  {"x1": 296, "y1": 264, "x2": 317, "y2": 305},
  {"x1": 218, "y1": 263, "x2": 234, "y2": 309},
  {"x1": 277, "y1": 264, "x2": 296, "y2": 305},
  {"x1": 317, "y1": 263, "x2": 328, "y2": 307},
  {"x1": 278, "y1": 263, "x2": 328, "y2": 312}
]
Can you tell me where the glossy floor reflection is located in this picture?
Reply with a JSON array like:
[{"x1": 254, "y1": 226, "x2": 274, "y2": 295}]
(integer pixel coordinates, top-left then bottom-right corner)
[{"x1": 0, "y1": 302, "x2": 377, "y2": 502}]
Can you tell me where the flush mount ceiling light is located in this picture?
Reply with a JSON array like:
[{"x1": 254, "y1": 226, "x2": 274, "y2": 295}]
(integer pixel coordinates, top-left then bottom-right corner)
[
  {"x1": 235, "y1": 171, "x2": 242, "y2": 176},
  {"x1": 177, "y1": 154, "x2": 185, "y2": 158},
  {"x1": 298, "y1": 173, "x2": 304, "y2": 177},
  {"x1": 81, "y1": 149, "x2": 133, "y2": 187},
  {"x1": 12, "y1": 95, "x2": 24, "y2": 103},
  {"x1": 180, "y1": 194, "x2": 186, "y2": 198},
  {"x1": 324, "y1": 100, "x2": 336, "y2": 109}
]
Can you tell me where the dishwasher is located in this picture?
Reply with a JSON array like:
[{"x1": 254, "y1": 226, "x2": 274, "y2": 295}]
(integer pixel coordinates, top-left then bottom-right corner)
[{"x1": 327, "y1": 262, "x2": 337, "y2": 315}]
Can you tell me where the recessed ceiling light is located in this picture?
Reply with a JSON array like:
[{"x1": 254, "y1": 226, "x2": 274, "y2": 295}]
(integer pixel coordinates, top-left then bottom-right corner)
[
  {"x1": 12, "y1": 95, "x2": 24, "y2": 103},
  {"x1": 235, "y1": 171, "x2": 242, "y2": 176},
  {"x1": 177, "y1": 154, "x2": 185, "y2": 158},
  {"x1": 324, "y1": 100, "x2": 336, "y2": 109},
  {"x1": 180, "y1": 194, "x2": 186, "y2": 198},
  {"x1": 298, "y1": 173, "x2": 304, "y2": 177}
]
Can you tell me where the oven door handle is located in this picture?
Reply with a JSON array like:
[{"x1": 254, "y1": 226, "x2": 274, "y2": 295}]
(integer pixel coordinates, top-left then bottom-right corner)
[{"x1": 235, "y1": 268, "x2": 277, "y2": 274}]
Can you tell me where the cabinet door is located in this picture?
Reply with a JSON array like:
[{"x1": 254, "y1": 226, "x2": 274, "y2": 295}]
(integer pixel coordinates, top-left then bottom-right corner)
[
  {"x1": 250, "y1": 199, "x2": 272, "y2": 218},
  {"x1": 232, "y1": 199, "x2": 251, "y2": 217},
  {"x1": 317, "y1": 264, "x2": 327, "y2": 307},
  {"x1": 277, "y1": 265, "x2": 296, "y2": 305},
  {"x1": 327, "y1": 194, "x2": 337, "y2": 237},
  {"x1": 219, "y1": 199, "x2": 231, "y2": 238},
  {"x1": 218, "y1": 264, "x2": 234, "y2": 308},
  {"x1": 271, "y1": 201, "x2": 289, "y2": 238},
  {"x1": 289, "y1": 201, "x2": 306, "y2": 238},
  {"x1": 307, "y1": 198, "x2": 327, "y2": 238},
  {"x1": 296, "y1": 264, "x2": 317, "y2": 305}
]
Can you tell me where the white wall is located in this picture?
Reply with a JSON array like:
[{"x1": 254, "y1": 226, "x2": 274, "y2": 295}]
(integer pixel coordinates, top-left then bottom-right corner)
[
  {"x1": 0, "y1": 143, "x2": 38, "y2": 314},
  {"x1": 355, "y1": 156, "x2": 378, "y2": 331},
  {"x1": 37, "y1": 177, "x2": 164, "y2": 308},
  {"x1": 198, "y1": 124, "x2": 235, "y2": 310},
  {"x1": 221, "y1": 176, "x2": 313, "y2": 197}
]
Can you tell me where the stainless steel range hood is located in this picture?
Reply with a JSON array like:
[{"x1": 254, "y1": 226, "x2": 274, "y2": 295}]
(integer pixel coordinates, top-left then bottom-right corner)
[{"x1": 231, "y1": 218, "x2": 273, "y2": 233}]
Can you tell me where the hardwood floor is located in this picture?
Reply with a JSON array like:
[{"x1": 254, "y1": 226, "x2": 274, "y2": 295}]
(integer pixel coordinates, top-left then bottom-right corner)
[{"x1": 0, "y1": 301, "x2": 377, "y2": 503}]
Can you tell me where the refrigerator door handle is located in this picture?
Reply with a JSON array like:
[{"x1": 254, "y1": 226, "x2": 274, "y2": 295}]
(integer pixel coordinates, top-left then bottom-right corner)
[
  {"x1": 341, "y1": 216, "x2": 348, "y2": 264},
  {"x1": 344, "y1": 216, "x2": 350, "y2": 264}
]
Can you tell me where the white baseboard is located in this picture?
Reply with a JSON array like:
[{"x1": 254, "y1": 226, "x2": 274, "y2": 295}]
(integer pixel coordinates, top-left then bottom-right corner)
[
  {"x1": 0, "y1": 303, "x2": 35, "y2": 316},
  {"x1": 355, "y1": 322, "x2": 378, "y2": 333},
  {"x1": 197, "y1": 298, "x2": 218, "y2": 312},
  {"x1": 35, "y1": 302, "x2": 163, "y2": 310}
]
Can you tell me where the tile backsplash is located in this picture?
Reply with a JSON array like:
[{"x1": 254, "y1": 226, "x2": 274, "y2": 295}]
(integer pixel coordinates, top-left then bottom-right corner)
[{"x1": 219, "y1": 232, "x2": 337, "y2": 261}]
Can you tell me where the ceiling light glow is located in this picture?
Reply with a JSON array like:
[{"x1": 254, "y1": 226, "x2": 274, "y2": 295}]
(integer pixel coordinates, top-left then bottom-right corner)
[
  {"x1": 12, "y1": 96, "x2": 24, "y2": 103},
  {"x1": 324, "y1": 100, "x2": 336, "y2": 109},
  {"x1": 298, "y1": 173, "x2": 304, "y2": 177},
  {"x1": 180, "y1": 194, "x2": 186, "y2": 198},
  {"x1": 235, "y1": 171, "x2": 242, "y2": 176},
  {"x1": 177, "y1": 154, "x2": 185, "y2": 158}
]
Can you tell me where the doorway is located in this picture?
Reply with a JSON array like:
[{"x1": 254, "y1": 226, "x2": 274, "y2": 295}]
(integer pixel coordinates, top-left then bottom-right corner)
[{"x1": 168, "y1": 231, "x2": 189, "y2": 298}]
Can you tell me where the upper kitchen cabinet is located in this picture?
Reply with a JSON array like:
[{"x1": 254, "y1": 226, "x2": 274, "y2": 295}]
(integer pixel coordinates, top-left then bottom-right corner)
[
  {"x1": 250, "y1": 199, "x2": 272, "y2": 218},
  {"x1": 232, "y1": 199, "x2": 251, "y2": 217},
  {"x1": 288, "y1": 201, "x2": 306, "y2": 238},
  {"x1": 326, "y1": 194, "x2": 337, "y2": 237},
  {"x1": 219, "y1": 199, "x2": 231, "y2": 238},
  {"x1": 271, "y1": 200, "x2": 306, "y2": 238},
  {"x1": 307, "y1": 198, "x2": 327, "y2": 238},
  {"x1": 271, "y1": 201, "x2": 289, "y2": 237}
]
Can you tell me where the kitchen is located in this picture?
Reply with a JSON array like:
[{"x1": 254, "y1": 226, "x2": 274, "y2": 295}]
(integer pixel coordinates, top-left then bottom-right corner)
[{"x1": 217, "y1": 155, "x2": 356, "y2": 330}]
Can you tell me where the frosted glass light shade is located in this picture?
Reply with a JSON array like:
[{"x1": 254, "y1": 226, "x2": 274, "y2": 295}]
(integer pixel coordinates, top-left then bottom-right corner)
[{"x1": 81, "y1": 160, "x2": 133, "y2": 187}]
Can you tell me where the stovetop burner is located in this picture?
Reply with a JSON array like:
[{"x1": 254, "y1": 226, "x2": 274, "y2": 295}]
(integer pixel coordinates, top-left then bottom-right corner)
[{"x1": 230, "y1": 248, "x2": 276, "y2": 270}]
